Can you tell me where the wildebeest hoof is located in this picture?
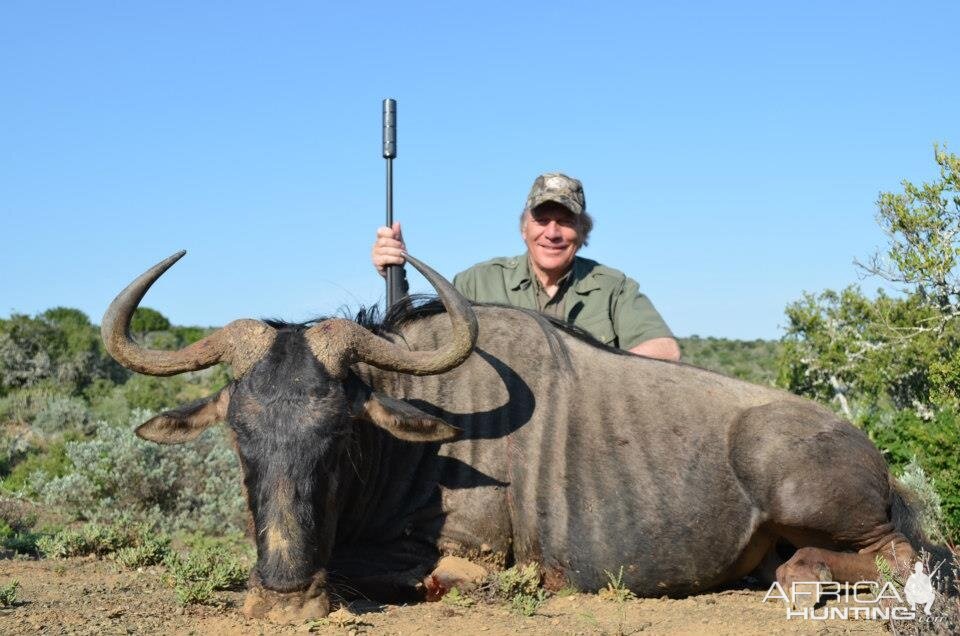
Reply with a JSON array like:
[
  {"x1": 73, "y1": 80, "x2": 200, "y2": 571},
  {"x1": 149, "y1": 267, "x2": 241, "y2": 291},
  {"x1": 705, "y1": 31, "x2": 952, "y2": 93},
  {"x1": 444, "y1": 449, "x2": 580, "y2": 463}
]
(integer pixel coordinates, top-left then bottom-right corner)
[{"x1": 241, "y1": 586, "x2": 330, "y2": 622}]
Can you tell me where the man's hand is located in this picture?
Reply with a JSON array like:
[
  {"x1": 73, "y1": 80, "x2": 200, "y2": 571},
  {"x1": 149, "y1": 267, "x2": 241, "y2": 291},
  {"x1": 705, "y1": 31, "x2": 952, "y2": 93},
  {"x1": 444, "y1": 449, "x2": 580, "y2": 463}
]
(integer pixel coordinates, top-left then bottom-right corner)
[
  {"x1": 629, "y1": 337, "x2": 681, "y2": 362},
  {"x1": 372, "y1": 222, "x2": 407, "y2": 277}
]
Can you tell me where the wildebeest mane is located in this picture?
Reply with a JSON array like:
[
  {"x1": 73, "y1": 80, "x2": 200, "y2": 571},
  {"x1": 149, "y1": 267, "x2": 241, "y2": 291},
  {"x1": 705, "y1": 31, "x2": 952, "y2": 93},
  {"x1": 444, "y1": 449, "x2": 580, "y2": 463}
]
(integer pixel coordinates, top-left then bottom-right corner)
[
  {"x1": 380, "y1": 295, "x2": 632, "y2": 363},
  {"x1": 261, "y1": 295, "x2": 630, "y2": 374}
]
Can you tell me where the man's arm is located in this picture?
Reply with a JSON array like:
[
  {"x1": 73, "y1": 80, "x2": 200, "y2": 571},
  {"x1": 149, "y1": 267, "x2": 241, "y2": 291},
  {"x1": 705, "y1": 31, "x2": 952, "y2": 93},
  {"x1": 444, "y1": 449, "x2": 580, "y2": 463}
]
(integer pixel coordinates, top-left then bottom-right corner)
[
  {"x1": 629, "y1": 336, "x2": 681, "y2": 362},
  {"x1": 611, "y1": 275, "x2": 681, "y2": 362}
]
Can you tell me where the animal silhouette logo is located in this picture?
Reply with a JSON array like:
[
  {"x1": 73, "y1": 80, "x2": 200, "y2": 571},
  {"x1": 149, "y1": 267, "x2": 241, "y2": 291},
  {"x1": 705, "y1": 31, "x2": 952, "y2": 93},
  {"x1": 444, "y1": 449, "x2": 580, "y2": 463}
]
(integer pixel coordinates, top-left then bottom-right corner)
[{"x1": 903, "y1": 561, "x2": 936, "y2": 615}]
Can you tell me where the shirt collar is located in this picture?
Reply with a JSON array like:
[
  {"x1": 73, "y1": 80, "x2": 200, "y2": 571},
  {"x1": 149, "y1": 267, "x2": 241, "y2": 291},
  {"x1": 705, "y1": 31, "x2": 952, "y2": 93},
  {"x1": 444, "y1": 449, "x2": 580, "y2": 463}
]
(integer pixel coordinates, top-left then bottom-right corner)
[{"x1": 507, "y1": 252, "x2": 599, "y2": 294}]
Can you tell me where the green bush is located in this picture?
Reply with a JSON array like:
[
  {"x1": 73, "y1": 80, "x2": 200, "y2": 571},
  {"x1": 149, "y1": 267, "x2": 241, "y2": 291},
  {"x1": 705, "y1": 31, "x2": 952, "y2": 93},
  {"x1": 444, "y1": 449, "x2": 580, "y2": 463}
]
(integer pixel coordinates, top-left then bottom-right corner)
[
  {"x1": 1, "y1": 440, "x2": 71, "y2": 494},
  {"x1": 0, "y1": 309, "x2": 121, "y2": 395},
  {"x1": 31, "y1": 412, "x2": 245, "y2": 535},
  {"x1": 32, "y1": 395, "x2": 93, "y2": 436},
  {"x1": 115, "y1": 535, "x2": 170, "y2": 569},
  {"x1": 120, "y1": 375, "x2": 189, "y2": 412},
  {"x1": 861, "y1": 407, "x2": 960, "y2": 540},
  {"x1": 0, "y1": 580, "x2": 18, "y2": 607},
  {"x1": 37, "y1": 522, "x2": 134, "y2": 558},
  {"x1": 130, "y1": 308, "x2": 171, "y2": 334},
  {"x1": 165, "y1": 537, "x2": 251, "y2": 605}
]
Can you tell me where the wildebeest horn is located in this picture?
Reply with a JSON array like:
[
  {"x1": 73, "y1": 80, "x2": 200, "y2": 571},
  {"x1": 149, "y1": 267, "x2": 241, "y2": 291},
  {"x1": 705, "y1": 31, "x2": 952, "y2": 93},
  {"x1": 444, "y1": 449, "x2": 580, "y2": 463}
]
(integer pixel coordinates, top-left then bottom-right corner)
[
  {"x1": 304, "y1": 253, "x2": 478, "y2": 376},
  {"x1": 101, "y1": 251, "x2": 275, "y2": 377}
]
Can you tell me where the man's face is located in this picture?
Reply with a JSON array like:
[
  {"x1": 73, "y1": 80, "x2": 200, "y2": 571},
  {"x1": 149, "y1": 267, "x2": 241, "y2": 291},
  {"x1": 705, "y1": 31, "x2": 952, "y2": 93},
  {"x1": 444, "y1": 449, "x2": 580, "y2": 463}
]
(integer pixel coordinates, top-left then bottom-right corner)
[{"x1": 522, "y1": 202, "x2": 581, "y2": 277}]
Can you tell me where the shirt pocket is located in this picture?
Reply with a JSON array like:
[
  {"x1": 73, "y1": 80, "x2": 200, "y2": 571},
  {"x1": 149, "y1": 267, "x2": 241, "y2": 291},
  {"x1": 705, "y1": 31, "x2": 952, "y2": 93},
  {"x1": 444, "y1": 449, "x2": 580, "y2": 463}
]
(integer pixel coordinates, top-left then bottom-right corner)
[{"x1": 574, "y1": 313, "x2": 617, "y2": 346}]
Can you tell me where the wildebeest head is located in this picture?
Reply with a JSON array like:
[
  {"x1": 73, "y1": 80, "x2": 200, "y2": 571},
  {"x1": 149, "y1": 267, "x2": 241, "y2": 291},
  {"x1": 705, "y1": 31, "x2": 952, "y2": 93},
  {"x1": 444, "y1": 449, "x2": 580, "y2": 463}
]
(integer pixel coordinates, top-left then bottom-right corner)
[{"x1": 101, "y1": 251, "x2": 478, "y2": 621}]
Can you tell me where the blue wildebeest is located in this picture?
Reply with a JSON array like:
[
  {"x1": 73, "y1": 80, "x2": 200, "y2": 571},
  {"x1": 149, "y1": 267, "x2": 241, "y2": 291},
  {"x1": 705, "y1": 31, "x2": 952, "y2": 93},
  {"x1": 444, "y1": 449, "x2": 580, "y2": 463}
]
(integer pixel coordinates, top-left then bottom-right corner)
[{"x1": 102, "y1": 251, "x2": 950, "y2": 621}]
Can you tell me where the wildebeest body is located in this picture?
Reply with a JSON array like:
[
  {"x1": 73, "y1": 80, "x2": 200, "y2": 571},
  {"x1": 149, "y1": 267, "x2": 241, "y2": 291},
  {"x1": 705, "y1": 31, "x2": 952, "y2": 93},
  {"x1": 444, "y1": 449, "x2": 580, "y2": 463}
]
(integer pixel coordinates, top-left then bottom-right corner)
[
  {"x1": 339, "y1": 306, "x2": 895, "y2": 596},
  {"x1": 101, "y1": 252, "x2": 946, "y2": 621}
]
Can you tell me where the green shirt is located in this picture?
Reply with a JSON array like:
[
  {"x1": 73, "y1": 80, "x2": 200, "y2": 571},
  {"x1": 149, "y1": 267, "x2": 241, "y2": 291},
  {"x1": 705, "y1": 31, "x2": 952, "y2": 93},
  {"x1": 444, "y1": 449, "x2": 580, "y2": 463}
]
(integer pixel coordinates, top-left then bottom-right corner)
[{"x1": 452, "y1": 254, "x2": 673, "y2": 350}]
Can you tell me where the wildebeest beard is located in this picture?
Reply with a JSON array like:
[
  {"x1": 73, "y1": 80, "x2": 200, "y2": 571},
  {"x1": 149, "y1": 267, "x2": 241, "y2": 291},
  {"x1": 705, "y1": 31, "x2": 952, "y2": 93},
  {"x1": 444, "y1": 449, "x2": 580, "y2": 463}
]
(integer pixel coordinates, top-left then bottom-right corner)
[{"x1": 232, "y1": 328, "x2": 350, "y2": 593}]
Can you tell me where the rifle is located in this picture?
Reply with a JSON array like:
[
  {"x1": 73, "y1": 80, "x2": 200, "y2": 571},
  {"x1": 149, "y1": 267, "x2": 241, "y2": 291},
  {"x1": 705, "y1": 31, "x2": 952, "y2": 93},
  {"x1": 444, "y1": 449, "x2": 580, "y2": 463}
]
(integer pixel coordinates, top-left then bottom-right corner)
[{"x1": 382, "y1": 98, "x2": 408, "y2": 308}]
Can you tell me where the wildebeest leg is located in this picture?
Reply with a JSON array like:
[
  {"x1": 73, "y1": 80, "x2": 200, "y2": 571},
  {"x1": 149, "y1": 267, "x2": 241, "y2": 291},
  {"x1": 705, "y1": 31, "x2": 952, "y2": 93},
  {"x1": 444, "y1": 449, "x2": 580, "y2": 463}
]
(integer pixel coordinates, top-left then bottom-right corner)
[
  {"x1": 729, "y1": 401, "x2": 920, "y2": 607},
  {"x1": 775, "y1": 538, "x2": 916, "y2": 608}
]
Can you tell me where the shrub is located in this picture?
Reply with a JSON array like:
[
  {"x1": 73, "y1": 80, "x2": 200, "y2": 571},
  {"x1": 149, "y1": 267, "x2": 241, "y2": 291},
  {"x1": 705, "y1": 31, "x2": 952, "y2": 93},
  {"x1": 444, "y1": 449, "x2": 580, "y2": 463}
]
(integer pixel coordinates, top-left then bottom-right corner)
[
  {"x1": 37, "y1": 522, "x2": 133, "y2": 558},
  {"x1": 130, "y1": 308, "x2": 171, "y2": 334},
  {"x1": 0, "y1": 580, "x2": 18, "y2": 607},
  {"x1": 164, "y1": 538, "x2": 251, "y2": 605},
  {"x1": 31, "y1": 395, "x2": 93, "y2": 436},
  {"x1": 115, "y1": 537, "x2": 170, "y2": 569},
  {"x1": 599, "y1": 566, "x2": 637, "y2": 603},
  {"x1": 32, "y1": 411, "x2": 245, "y2": 535},
  {"x1": 120, "y1": 375, "x2": 189, "y2": 412},
  {"x1": 480, "y1": 563, "x2": 546, "y2": 616},
  {"x1": 35, "y1": 521, "x2": 170, "y2": 565},
  {"x1": 861, "y1": 407, "x2": 960, "y2": 540},
  {"x1": 2, "y1": 440, "x2": 71, "y2": 494}
]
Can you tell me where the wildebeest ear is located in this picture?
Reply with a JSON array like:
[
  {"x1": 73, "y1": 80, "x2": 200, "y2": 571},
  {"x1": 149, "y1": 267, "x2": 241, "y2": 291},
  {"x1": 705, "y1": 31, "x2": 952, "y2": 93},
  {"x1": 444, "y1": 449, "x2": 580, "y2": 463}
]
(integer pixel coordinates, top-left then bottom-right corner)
[
  {"x1": 136, "y1": 388, "x2": 231, "y2": 445},
  {"x1": 345, "y1": 375, "x2": 460, "y2": 443}
]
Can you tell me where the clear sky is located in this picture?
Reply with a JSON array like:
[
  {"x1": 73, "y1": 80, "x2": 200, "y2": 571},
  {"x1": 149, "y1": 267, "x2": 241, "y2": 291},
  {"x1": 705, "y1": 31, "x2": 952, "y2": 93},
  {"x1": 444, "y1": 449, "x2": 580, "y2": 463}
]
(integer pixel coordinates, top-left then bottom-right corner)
[{"x1": 2, "y1": 2, "x2": 958, "y2": 340}]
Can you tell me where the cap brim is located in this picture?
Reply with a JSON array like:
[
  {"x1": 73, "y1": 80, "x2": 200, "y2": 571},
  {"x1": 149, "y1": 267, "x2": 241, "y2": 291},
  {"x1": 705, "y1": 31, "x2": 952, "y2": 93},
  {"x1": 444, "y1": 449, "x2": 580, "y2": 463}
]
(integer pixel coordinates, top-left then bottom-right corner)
[{"x1": 526, "y1": 194, "x2": 583, "y2": 215}]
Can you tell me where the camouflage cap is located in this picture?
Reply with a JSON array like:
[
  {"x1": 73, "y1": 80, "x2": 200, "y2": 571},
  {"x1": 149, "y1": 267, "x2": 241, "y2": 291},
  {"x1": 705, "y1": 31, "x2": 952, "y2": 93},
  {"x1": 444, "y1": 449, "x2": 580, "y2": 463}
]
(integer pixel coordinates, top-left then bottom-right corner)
[{"x1": 524, "y1": 173, "x2": 586, "y2": 215}]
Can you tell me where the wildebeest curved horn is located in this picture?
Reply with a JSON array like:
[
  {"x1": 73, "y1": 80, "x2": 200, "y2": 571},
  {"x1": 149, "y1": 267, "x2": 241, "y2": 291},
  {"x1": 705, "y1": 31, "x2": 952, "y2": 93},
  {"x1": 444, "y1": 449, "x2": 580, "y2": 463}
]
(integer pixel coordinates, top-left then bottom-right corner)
[
  {"x1": 101, "y1": 251, "x2": 275, "y2": 377},
  {"x1": 304, "y1": 253, "x2": 478, "y2": 376}
]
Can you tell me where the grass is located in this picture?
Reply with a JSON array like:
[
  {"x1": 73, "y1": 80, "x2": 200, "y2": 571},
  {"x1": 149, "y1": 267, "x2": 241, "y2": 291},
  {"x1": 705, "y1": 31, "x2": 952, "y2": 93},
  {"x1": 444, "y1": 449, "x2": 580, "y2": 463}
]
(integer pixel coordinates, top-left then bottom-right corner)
[
  {"x1": 477, "y1": 563, "x2": 548, "y2": 617},
  {"x1": 36, "y1": 522, "x2": 154, "y2": 559},
  {"x1": 164, "y1": 540, "x2": 250, "y2": 606},
  {"x1": 441, "y1": 587, "x2": 475, "y2": 608},
  {"x1": 599, "y1": 566, "x2": 637, "y2": 603},
  {"x1": 0, "y1": 580, "x2": 19, "y2": 607}
]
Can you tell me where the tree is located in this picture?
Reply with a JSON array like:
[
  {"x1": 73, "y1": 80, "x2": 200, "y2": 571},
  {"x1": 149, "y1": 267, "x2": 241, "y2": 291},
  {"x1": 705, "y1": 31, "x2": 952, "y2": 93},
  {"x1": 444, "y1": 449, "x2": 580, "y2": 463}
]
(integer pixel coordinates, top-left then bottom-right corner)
[
  {"x1": 779, "y1": 146, "x2": 960, "y2": 415},
  {"x1": 130, "y1": 308, "x2": 171, "y2": 334}
]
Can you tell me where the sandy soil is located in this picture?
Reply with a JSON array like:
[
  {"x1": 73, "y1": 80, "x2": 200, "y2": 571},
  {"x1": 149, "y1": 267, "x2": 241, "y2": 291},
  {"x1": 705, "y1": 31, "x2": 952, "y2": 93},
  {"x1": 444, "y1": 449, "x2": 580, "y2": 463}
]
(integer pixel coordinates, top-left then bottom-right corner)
[{"x1": 0, "y1": 557, "x2": 888, "y2": 635}]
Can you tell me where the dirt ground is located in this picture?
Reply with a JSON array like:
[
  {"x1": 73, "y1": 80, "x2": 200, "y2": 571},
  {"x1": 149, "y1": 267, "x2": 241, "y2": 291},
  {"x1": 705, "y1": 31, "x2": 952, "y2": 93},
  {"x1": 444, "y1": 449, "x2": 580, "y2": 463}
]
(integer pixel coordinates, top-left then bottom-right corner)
[{"x1": 0, "y1": 557, "x2": 889, "y2": 636}]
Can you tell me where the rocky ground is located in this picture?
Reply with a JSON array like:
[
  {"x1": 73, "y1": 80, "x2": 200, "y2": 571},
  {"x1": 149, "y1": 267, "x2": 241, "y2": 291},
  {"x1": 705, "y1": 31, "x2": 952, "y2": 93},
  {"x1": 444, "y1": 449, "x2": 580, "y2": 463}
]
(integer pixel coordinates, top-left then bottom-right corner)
[{"x1": 0, "y1": 557, "x2": 889, "y2": 635}]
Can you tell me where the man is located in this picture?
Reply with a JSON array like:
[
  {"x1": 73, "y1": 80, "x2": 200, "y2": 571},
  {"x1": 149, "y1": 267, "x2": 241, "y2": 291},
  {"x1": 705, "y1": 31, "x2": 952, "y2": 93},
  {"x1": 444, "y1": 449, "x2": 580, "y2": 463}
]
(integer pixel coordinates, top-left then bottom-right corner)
[{"x1": 372, "y1": 172, "x2": 680, "y2": 361}]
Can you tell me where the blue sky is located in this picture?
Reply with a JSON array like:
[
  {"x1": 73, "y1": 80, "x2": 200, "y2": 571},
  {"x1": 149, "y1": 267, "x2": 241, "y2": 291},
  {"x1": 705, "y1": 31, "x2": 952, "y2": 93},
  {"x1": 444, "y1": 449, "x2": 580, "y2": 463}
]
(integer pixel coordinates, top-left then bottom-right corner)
[{"x1": 2, "y1": 1, "x2": 957, "y2": 339}]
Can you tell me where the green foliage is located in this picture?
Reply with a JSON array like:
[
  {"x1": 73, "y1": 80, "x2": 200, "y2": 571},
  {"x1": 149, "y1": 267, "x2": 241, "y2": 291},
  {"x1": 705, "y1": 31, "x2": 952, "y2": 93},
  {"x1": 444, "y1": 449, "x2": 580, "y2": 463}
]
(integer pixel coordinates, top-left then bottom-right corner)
[
  {"x1": 510, "y1": 589, "x2": 547, "y2": 616},
  {"x1": 599, "y1": 566, "x2": 637, "y2": 603},
  {"x1": 34, "y1": 520, "x2": 170, "y2": 567},
  {"x1": 164, "y1": 538, "x2": 251, "y2": 606},
  {"x1": 2, "y1": 530, "x2": 43, "y2": 555},
  {"x1": 171, "y1": 326, "x2": 208, "y2": 346},
  {"x1": 494, "y1": 563, "x2": 541, "y2": 598},
  {"x1": 130, "y1": 308, "x2": 171, "y2": 334},
  {"x1": 861, "y1": 407, "x2": 960, "y2": 539},
  {"x1": 120, "y1": 375, "x2": 189, "y2": 412},
  {"x1": 29, "y1": 412, "x2": 245, "y2": 535},
  {"x1": 779, "y1": 146, "x2": 960, "y2": 415},
  {"x1": 679, "y1": 336, "x2": 780, "y2": 384},
  {"x1": 31, "y1": 395, "x2": 93, "y2": 436},
  {"x1": 37, "y1": 522, "x2": 136, "y2": 558},
  {"x1": 897, "y1": 459, "x2": 947, "y2": 544},
  {"x1": 0, "y1": 580, "x2": 18, "y2": 607},
  {"x1": 487, "y1": 563, "x2": 546, "y2": 616},
  {"x1": 1, "y1": 439, "x2": 71, "y2": 493},
  {"x1": 114, "y1": 534, "x2": 171, "y2": 569},
  {"x1": 779, "y1": 286, "x2": 955, "y2": 414},
  {"x1": 875, "y1": 554, "x2": 898, "y2": 586},
  {"x1": 0, "y1": 309, "x2": 122, "y2": 395},
  {"x1": 441, "y1": 587, "x2": 475, "y2": 607}
]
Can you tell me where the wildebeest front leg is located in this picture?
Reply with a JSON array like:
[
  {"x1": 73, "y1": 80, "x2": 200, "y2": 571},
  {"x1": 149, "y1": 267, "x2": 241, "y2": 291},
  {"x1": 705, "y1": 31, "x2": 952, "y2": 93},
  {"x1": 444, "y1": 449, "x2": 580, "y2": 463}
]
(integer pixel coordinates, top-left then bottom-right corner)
[{"x1": 775, "y1": 539, "x2": 917, "y2": 609}]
